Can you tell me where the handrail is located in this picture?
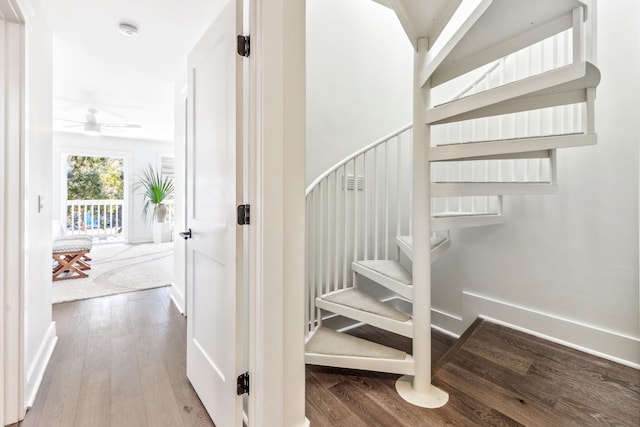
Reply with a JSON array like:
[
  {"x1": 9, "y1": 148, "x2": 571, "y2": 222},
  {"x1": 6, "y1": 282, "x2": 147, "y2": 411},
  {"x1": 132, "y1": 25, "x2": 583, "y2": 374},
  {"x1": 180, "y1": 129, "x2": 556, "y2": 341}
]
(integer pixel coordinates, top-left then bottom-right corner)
[
  {"x1": 451, "y1": 60, "x2": 501, "y2": 100},
  {"x1": 306, "y1": 124, "x2": 412, "y2": 196}
]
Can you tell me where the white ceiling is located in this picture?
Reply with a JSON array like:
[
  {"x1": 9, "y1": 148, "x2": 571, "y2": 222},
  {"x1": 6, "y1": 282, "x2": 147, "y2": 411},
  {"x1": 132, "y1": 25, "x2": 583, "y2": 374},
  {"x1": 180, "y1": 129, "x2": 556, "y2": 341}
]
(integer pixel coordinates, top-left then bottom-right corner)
[{"x1": 45, "y1": 0, "x2": 224, "y2": 142}]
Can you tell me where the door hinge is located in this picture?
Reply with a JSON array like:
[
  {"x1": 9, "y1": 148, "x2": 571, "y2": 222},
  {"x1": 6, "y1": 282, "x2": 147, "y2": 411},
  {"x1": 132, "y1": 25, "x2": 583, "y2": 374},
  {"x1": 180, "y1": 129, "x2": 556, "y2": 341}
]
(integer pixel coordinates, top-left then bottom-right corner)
[
  {"x1": 237, "y1": 372, "x2": 250, "y2": 395},
  {"x1": 237, "y1": 204, "x2": 250, "y2": 225},
  {"x1": 237, "y1": 35, "x2": 250, "y2": 57}
]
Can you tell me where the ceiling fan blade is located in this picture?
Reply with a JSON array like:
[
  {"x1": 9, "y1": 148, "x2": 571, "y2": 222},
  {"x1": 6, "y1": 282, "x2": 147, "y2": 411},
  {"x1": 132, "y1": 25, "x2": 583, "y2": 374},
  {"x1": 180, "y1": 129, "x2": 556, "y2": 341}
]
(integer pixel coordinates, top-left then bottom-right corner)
[
  {"x1": 101, "y1": 123, "x2": 142, "y2": 128},
  {"x1": 53, "y1": 117, "x2": 84, "y2": 124}
]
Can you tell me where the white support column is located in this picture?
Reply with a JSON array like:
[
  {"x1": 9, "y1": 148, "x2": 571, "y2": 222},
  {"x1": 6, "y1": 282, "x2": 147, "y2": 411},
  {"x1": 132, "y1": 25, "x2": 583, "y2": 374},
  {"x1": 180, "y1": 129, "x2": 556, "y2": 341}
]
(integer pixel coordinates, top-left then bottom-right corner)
[{"x1": 395, "y1": 37, "x2": 448, "y2": 408}]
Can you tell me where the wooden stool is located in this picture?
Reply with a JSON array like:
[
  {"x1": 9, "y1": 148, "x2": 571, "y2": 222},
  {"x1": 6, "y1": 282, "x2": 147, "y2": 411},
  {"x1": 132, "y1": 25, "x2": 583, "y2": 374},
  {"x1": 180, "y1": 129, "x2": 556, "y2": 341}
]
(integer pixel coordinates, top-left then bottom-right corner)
[{"x1": 52, "y1": 239, "x2": 93, "y2": 281}]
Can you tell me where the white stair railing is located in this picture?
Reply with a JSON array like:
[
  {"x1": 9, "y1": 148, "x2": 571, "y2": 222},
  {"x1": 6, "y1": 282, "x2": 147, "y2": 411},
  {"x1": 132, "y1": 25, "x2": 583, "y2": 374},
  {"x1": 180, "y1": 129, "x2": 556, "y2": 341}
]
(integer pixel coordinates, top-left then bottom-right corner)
[
  {"x1": 306, "y1": 28, "x2": 582, "y2": 336},
  {"x1": 306, "y1": 125, "x2": 413, "y2": 335}
]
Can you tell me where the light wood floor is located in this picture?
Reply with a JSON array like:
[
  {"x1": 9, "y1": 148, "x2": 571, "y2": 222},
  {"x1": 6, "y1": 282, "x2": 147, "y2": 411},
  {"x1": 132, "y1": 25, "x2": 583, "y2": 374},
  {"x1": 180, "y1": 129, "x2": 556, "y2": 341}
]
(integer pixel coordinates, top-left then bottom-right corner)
[
  {"x1": 13, "y1": 288, "x2": 639, "y2": 427},
  {"x1": 18, "y1": 287, "x2": 214, "y2": 427},
  {"x1": 307, "y1": 320, "x2": 640, "y2": 426}
]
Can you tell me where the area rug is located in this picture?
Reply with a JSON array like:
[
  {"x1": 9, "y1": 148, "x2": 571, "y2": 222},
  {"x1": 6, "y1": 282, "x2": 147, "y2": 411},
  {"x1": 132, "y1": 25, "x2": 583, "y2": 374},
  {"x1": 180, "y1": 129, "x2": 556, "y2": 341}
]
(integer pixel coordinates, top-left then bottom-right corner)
[{"x1": 52, "y1": 242, "x2": 174, "y2": 304}]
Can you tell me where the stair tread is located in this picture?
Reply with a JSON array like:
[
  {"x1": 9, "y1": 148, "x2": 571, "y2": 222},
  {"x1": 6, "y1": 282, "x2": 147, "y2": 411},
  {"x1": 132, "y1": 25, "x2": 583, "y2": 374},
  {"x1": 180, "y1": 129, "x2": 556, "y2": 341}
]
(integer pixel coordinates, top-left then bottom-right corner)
[
  {"x1": 430, "y1": 133, "x2": 596, "y2": 162},
  {"x1": 436, "y1": 132, "x2": 582, "y2": 148},
  {"x1": 305, "y1": 326, "x2": 407, "y2": 360},
  {"x1": 354, "y1": 260, "x2": 412, "y2": 285},
  {"x1": 320, "y1": 288, "x2": 411, "y2": 322},
  {"x1": 431, "y1": 0, "x2": 588, "y2": 86},
  {"x1": 432, "y1": 211, "x2": 500, "y2": 218},
  {"x1": 433, "y1": 181, "x2": 552, "y2": 184},
  {"x1": 428, "y1": 62, "x2": 600, "y2": 125}
]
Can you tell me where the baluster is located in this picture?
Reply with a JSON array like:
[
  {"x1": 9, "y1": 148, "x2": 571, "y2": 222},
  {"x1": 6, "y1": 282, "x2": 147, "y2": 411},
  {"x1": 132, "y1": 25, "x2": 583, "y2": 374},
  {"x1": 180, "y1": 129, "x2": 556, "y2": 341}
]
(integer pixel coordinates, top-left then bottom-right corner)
[
  {"x1": 363, "y1": 152, "x2": 369, "y2": 261},
  {"x1": 334, "y1": 170, "x2": 340, "y2": 291},
  {"x1": 384, "y1": 142, "x2": 389, "y2": 259},
  {"x1": 342, "y1": 165, "x2": 348, "y2": 287},
  {"x1": 352, "y1": 158, "x2": 359, "y2": 286},
  {"x1": 373, "y1": 147, "x2": 378, "y2": 259}
]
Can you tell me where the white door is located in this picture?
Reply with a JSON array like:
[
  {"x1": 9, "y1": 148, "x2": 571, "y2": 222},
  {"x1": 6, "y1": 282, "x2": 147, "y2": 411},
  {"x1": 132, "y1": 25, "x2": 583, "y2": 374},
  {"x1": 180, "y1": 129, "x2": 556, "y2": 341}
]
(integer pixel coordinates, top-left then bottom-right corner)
[{"x1": 185, "y1": 1, "x2": 245, "y2": 426}]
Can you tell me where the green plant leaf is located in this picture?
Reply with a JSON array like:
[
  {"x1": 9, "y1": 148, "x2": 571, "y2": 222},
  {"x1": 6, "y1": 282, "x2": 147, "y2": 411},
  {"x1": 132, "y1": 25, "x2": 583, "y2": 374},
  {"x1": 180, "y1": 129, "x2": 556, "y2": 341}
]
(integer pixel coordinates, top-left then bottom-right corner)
[{"x1": 134, "y1": 164, "x2": 175, "y2": 223}]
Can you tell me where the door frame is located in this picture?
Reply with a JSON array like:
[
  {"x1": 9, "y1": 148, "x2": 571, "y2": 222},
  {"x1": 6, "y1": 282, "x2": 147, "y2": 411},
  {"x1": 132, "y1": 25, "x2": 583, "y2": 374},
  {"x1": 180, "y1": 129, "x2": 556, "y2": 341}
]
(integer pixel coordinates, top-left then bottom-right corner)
[
  {"x1": 248, "y1": 0, "x2": 307, "y2": 425},
  {"x1": 1, "y1": 0, "x2": 25, "y2": 424}
]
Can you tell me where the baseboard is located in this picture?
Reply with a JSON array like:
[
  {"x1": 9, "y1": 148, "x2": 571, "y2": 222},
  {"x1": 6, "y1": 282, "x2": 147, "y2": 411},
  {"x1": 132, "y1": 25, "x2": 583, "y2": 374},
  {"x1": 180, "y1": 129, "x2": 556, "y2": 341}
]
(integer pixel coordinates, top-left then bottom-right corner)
[
  {"x1": 432, "y1": 291, "x2": 640, "y2": 369},
  {"x1": 170, "y1": 283, "x2": 185, "y2": 316},
  {"x1": 24, "y1": 322, "x2": 58, "y2": 409},
  {"x1": 464, "y1": 291, "x2": 640, "y2": 368},
  {"x1": 431, "y1": 307, "x2": 464, "y2": 337}
]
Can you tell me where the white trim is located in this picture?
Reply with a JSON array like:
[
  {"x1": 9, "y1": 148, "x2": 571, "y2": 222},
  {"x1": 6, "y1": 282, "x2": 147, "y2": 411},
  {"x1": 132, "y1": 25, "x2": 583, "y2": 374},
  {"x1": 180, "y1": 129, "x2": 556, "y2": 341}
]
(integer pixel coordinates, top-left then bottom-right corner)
[
  {"x1": 24, "y1": 322, "x2": 57, "y2": 409},
  {"x1": 251, "y1": 0, "x2": 306, "y2": 425},
  {"x1": 431, "y1": 307, "x2": 465, "y2": 336},
  {"x1": 2, "y1": 11, "x2": 25, "y2": 425},
  {"x1": 0, "y1": 17, "x2": 6, "y2": 427},
  {"x1": 169, "y1": 284, "x2": 185, "y2": 316},
  {"x1": 430, "y1": 291, "x2": 640, "y2": 369}
]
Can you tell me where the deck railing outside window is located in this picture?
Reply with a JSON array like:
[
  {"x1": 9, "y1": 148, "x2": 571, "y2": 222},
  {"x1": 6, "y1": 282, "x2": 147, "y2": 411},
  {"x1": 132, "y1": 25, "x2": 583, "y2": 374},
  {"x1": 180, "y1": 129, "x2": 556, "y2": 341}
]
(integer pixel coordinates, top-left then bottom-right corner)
[
  {"x1": 66, "y1": 199, "x2": 124, "y2": 238},
  {"x1": 66, "y1": 199, "x2": 176, "y2": 240}
]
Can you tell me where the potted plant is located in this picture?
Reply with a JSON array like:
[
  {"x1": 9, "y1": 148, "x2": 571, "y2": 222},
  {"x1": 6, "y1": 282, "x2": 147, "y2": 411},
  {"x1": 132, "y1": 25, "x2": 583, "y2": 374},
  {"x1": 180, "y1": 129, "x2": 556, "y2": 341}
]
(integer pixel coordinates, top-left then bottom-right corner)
[{"x1": 135, "y1": 164, "x2": 175, "y2": 223}]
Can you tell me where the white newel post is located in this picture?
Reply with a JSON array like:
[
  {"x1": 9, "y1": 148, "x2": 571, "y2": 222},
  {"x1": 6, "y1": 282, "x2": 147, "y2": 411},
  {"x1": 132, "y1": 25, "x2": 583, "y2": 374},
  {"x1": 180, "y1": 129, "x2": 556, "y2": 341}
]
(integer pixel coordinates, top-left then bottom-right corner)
[{"x1": 395, "y1": 37, "x2": 449, "y2": 408}]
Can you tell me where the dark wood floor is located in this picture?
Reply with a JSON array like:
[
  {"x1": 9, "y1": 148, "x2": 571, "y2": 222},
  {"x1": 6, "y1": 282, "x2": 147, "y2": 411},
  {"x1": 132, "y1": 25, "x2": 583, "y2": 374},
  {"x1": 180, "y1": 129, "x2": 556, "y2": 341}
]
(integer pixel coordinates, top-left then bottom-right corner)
[
  {"x1": 306, "y1": 321, "x2": 640, "y2": 427},
  {"x1": 13, "y1": 288, "x2": 639, "y2": 427},
  {"x1": 19, "y1": 287, "x2": 214, "y2": 427}
]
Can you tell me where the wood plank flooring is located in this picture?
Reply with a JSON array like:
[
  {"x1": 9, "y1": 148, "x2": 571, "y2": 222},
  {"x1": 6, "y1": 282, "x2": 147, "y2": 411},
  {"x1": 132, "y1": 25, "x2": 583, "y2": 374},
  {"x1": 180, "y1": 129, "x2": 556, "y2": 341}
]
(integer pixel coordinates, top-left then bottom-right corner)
[
  {"x1": 306, "y1": 321, "x2": 640, "y2": 426},
  {"x1": 19, "y1": 287, "x2": 215, "y2": 427},
  {"x1": 15, "y1": 288, "x2": 639, "y2": 427}
]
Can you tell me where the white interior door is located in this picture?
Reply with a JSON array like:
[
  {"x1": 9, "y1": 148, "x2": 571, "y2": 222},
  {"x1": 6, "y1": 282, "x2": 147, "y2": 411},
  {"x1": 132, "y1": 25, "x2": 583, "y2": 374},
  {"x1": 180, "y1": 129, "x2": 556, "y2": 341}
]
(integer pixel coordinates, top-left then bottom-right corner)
[{"x1": 185, "y1": 1, "x2": 245, "y2": 426}]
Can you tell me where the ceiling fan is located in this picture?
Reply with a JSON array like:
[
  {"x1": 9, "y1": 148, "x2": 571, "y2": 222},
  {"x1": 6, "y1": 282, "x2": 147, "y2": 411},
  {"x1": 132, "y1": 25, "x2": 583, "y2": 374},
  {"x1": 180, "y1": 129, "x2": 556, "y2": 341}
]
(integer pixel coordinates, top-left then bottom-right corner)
[{"x1": 55, "y1": 108, "x2": 141, "y2": 136}]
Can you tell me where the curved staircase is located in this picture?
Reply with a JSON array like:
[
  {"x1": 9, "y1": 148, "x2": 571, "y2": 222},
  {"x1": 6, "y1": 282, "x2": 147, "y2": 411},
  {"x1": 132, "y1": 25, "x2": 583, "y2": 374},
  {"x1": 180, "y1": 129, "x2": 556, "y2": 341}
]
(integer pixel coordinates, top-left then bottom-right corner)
[{"x1": 305, "y1": 0, "x2": 599, "y2": 408}]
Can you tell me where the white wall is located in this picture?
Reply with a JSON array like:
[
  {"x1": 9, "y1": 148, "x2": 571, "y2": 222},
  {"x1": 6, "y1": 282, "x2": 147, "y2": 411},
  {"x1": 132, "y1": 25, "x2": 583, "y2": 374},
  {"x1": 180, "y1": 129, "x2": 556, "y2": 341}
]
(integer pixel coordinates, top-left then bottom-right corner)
[
  {"x1": 52, "y1": 132, "x2": 174, "y2": 243},
  {"x1": 306, "y1": 0, "x2": 412, "y2": 184},
  {"x1": 431, "y1": 0, "x2": 640, "y2": 365}
]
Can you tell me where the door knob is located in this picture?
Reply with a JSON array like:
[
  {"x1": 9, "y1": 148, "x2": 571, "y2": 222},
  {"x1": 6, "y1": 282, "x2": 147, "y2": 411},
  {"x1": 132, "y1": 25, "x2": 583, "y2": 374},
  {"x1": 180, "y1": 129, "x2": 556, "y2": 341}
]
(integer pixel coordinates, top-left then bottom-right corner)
[{"x1": 179, "y1": 228, "x2": 192, "y2": 240}]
